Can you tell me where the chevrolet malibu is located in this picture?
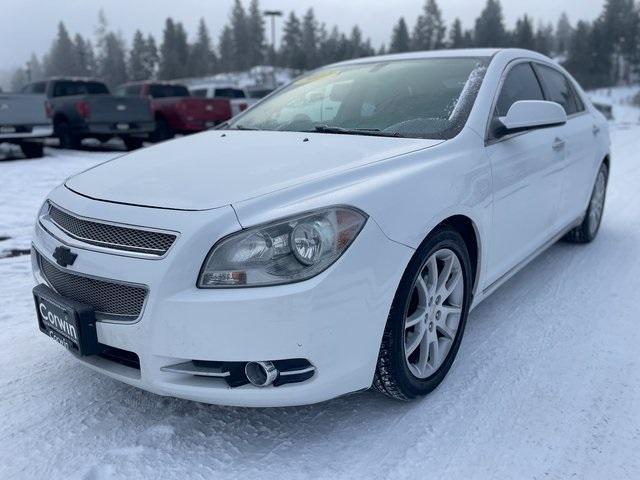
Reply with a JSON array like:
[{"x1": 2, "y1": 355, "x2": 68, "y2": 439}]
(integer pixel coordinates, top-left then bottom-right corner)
[{"x1": 32, "y1": 49, "x2": 610, "y2": 407}]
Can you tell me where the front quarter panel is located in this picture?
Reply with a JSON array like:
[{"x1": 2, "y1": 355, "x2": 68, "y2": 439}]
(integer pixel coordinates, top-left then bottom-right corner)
[{"x1": 232, "y1": 128, "x2": 493, "y2": 291}]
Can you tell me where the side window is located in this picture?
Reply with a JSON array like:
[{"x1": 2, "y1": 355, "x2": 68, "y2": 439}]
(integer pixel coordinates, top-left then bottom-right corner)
[
  {"x1": 494, "y1": 63, "x2": 544, "y2": 118},
  {"x1": 535, "y1": 65, "x2": 582, "y2": 116},
  {"x1": 125, "y1": 85, "x2": 142, "y2": 96}
]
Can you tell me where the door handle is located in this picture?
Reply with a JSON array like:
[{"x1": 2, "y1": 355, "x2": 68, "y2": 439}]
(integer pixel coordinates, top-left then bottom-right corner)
[
  {"x1": 592, "y1": 125, "x2": 601, "y2": 136},
  {"x1": 552, "y1": 138, "x2": 566, "y2": 151}
]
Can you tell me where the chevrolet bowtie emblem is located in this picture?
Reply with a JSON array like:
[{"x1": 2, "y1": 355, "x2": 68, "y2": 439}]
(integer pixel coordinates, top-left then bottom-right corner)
[{"x1": 52, "y1": 246, "x2": 77, "y2": 267}]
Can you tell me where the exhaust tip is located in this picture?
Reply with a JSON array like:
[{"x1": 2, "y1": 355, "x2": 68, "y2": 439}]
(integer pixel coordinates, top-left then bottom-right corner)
[{"x1": 245, "y1": 361, "x2": 278, "y2": 387}]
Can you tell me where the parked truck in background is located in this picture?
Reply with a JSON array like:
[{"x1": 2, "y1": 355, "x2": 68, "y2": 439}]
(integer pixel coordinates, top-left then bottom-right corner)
[
  {"x1": 0, "y1": 92, "x2": 52, "y2": 158},
  {"x1": 115, "y1": 82, "x2": 232, "y2": 142},
  {"x1": 21, "y1": 78, "x2": 155, "y2": 150},
  {"x1": 189, "y1": 84, "x2": 272, "y2": 117}
]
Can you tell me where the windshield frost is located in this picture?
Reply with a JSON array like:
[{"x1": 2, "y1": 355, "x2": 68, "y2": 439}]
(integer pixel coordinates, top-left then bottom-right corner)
[{"x1": 230, "y1": 57, "x2": 490, "y2": 139}]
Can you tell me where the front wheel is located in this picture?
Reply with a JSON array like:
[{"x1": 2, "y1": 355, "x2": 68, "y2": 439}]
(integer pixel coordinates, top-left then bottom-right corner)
[
  {"x1": 374, "y1": 227, "x2": 472, "y2": 400},
  {"x1": 19, "y1": 142, "x2": 44, "y2": 159},
  {"x1": 123, "y1": 137, "x2": 144, "y2": 151},
  {"x1": 563, "y1": 162, "x2": 608, "y2": 243}
]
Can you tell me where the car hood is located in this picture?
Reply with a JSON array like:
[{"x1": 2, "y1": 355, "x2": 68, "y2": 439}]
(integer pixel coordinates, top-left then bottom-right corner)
[{"x1": 65, "y1": 130, "x2": 443, "y2": 210}]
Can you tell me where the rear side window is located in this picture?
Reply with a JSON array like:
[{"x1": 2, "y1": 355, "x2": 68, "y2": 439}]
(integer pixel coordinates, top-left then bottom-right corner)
[
  {"x1": 116, "y1": 85, "x2": 143, "y2": 96},
  {"x1": 214, "y1": 88, "x2": 246, "y2": 99},
  {"x1": 52, "y1": 81, "x2": 109, "y2": 97},
  {"x1": 494, "y1": 63, "x2": 544, "y2": 117},
  {"x1": 148, "y1": 84, "x2": 190, "y2": 98},
  {"x1": 534, "y1": 65, "x2": 583, "y2": 115}
]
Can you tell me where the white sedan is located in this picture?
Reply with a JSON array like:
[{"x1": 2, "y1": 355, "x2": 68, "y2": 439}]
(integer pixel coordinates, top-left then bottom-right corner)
[{"x1": 31, "y1": 49, "x2": 610, "y2": 407}]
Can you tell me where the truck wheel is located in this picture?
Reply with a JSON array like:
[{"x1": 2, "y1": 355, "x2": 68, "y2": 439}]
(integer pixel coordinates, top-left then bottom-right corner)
[
  {"x1": 150, "y1": 117, "x2": 173, "y2": 143},
  {"x1": 123, "y1": 137, "x2": 144, "y2": 151},
  {"x1": 374, "y1": 227, "x2": 472, "y2": 400},
  {"x1": 55, "y1": 121, "x2": 81, "y2": 150},
  {"x1": 19, "y1": 142, "x2": 44, "y2": 159}
]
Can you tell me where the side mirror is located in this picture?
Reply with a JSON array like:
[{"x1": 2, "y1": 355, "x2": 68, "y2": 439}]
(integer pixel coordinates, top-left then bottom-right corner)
[{"x1": 496, "y1": 100, "x2": 567, "y2": 137}]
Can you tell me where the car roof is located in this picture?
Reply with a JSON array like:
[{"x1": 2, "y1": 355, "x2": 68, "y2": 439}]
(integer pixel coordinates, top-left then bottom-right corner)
[{"x1": 327, "y1": 48, "x2": 552, "y2": 68}]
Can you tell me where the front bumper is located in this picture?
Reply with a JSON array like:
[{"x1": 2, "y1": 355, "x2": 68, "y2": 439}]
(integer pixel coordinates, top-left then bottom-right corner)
[{"x1": 32, "y1": 186, "x2": 412, "y2": 407}]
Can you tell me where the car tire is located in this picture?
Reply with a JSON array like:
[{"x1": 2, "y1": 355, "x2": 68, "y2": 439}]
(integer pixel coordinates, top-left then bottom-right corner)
[
  {"x1": 563, "y1": 162, "x2": 608, "y2": 244},
  {"x1": 123, "y1": 137, "x2": 144, "y2": 151},
  {"x1": 150, "y1": 117, "x2": 173, "y2": 143},
  {"x1": 55, "y1": 121, "x2": 81, "y2": 150},
  {"x1": 374, "y1": 227, "x2": 473, "y2": 401},
  {"x1": 19, "y1": 142, "x2": 44, "y2": 159}
]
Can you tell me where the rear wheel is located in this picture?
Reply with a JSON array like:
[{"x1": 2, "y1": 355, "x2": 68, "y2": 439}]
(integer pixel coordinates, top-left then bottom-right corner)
[
  {"x1": 374, "y1": 227, "x2": 472, "y2": 400},
  {"x1": 563, "y1": 162, "x2": 608, "y2": 243},
  {"x1": 55, "y1": 121, "x2": 81, "y2": 150},
  {"x1": 123, "y1": 137, "x2": 144, "y2": 151},
  {"x1": 150, "y1": 117, "x2": 173, "y2": 143},
  {"x1": 19, "y1": 142, "x2": 44, "y2": 159}
]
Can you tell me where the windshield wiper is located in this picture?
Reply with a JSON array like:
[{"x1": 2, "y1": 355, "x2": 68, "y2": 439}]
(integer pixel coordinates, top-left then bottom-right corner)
[{"x1": 312, "y1": 124, "x2": 401, "y2": 137}]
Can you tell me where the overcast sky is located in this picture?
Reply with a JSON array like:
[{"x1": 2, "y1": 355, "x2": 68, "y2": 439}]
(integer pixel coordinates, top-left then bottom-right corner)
[{"x1": 2, "y1": 0, "x2": 605, "y2": 69}]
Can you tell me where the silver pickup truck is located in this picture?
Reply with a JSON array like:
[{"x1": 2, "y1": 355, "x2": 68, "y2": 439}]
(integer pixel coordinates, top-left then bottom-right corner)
[{"x1": 0, "y1": 93, "x2": 52, "y2": 158}]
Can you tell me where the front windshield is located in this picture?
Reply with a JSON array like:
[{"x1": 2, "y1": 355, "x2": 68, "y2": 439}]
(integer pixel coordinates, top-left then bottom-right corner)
[{"x1": 229, "y1": 57, "x2": 490, "y2": 139}]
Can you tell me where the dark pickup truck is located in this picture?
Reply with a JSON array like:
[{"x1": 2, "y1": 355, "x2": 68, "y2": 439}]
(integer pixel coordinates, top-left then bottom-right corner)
[
  {"x1": 21, "y1": 78, "x2": 155, "y2": 150},
  {"x1": 115, "y1": 82, "x2": 232, "y2": 142}
]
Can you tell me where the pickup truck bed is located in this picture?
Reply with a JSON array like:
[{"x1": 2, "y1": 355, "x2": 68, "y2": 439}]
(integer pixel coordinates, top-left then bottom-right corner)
[{"x1": 0, "y1": 93, "x2": 52, "y2": 158}]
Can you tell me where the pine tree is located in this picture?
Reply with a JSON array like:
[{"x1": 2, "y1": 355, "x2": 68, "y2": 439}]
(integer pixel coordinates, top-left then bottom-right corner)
[
  {"x1": 280, "y1": 12, "x2": 304, "y2": 69},
  {"x1": 563, "y1": 21, "x2": 593, "y2": 86},
  {"x1": 187, "y1": 19, "x2": 216, "y2": 77},
  {"x1": 158, "y1": 18, "x2": 189, "y2": 79},
  {"x1": 99, "y1": 32, "x2": 128, "y2": 88},
  {"x1": 599, "y1": 0, "x2": 638, "y2": 83},
  {"x1": 230, "y1": 0, "x2": 249, "y2": 70},
  {"x1": 555, "y1": 12, "x2": 573, "y2": 55},
  {"x1": 246, "y1": 0, "x2": 265, "y2": 67},
  {"x1": 44, "y1": 22, "x2": 77, "y2": 77},
  {"x1": 449, "y1": 18, "x2": 464, "y2": 48},
  {"x1": 129, "y1": 30, "x2": 154, "y2": 81},
  {"x1": 513, "y1": 15, "x2": 535, "y2": 50},
  {"x1": 412, "y1": 0, "x2": 446, "y2": 50},
  {"x1": 390, "y1": 17, "x2": 411, "y2": 53},
  {"x1": 26, "y1": 54, "x2": 43, "y2": 82},
  {"x1": 218, "y1": 26, "x2": 235, "y2": 72},
  {"x1": 534, "y1": 23, "x2": 554, "y2": 56},
  {"x1": 301, "y1": 9, "x2": 319, "y2": 68},
  {"x1": 10, "y1": 68, "x2": 28, "y2": 91},
  {"x1": 474, "y1": 0, "x2": 507, "y2": 47},
  {"x1": 73, "y1": 34, "x2": 96, "y2": 76}
]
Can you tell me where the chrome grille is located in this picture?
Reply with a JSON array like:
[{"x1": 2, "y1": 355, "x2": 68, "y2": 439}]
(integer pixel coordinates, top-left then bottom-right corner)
[
  {"x1": 37, "y1": 252, "x2": 147, "y2": 320},
  {"x1": 47, "y1": 203, "x2": 176, "y2": 256}
]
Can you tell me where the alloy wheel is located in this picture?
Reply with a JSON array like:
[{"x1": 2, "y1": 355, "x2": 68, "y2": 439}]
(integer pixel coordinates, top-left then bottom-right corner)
[
  {"x1": 588, "y1": 170, "x2": 606, "y2": 236},
  {"x1": 403, "y1": 248, "x2": 464, "y2": 379}
]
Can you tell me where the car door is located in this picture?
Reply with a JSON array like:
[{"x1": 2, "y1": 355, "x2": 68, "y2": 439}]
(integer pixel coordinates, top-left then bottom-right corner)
[
  {"x1": 484, "y1": 61, "x2": 566, "y2": 284},
  {"x1": 534, "y1": 64, "x2": 597, "y2": 226}
]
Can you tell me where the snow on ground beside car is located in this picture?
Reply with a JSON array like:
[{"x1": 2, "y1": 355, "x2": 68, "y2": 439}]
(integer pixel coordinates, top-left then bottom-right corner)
[
  {"x1": 0, "y1": 146, "x2": 121, "y2": 256},
  {"x1": 589, "y1": 86, "x2": 640, "y2": 124},
  {"x1": 1, "y1": 117, "x2": 640, "y2": 479}
]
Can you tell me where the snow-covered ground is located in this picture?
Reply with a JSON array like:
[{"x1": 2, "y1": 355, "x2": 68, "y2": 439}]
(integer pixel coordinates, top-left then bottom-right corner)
[{"x1": 1, "y1": 115, "x2": 640, "y2": 479}]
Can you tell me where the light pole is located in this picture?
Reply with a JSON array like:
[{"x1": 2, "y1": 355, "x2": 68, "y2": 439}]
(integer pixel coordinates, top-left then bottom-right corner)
[{"x1": 263, "y1": 10, "x2": 283, "y2": 51}]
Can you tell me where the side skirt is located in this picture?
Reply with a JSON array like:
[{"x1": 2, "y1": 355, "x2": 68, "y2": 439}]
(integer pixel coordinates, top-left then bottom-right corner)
[{"x1": 473, "y1": 217, "x2": 582, "y2": 307}]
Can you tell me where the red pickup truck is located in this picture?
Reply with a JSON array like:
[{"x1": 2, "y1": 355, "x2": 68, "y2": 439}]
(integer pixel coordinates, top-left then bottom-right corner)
[{"x1": 116, "y1": 82, "x2": 232, "y2": 142}]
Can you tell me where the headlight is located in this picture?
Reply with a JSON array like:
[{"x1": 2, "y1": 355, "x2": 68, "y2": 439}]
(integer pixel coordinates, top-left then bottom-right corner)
[{"x1": 197, "y1": 206, "x2": 367, "y2": 288}]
